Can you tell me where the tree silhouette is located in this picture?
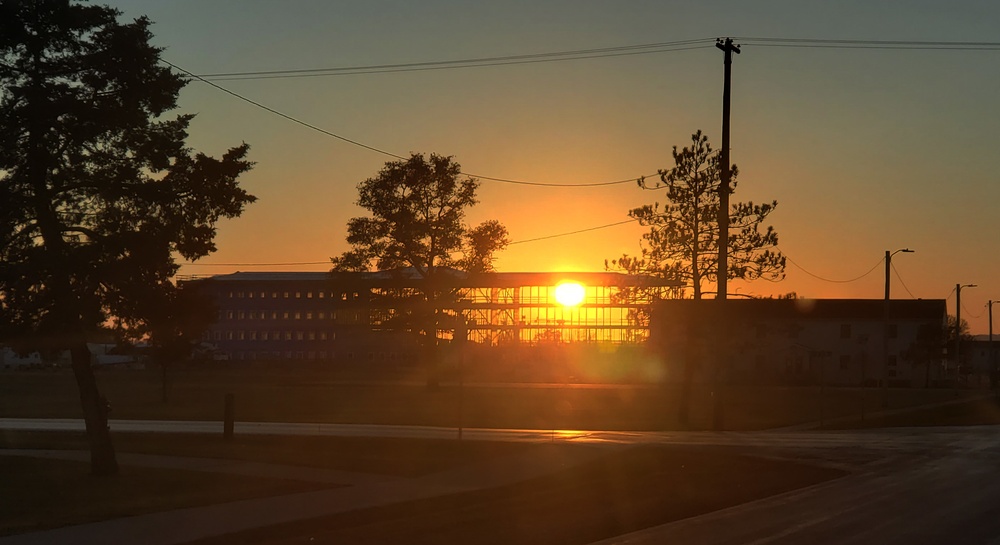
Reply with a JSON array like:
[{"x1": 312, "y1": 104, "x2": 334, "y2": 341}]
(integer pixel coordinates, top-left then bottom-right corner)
[
  {"x1": 0, "y1": 1, "x2": 255, "y2": 474},
  {"x1": 331, "y1": 153, "x2": 508, "y2": 371},
  {"x1": 609, "y1": 131, "x2": 785, "y2": 299}
]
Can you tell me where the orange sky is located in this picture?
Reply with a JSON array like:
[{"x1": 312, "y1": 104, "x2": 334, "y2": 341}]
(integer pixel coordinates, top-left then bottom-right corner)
[{"x1": 113, "y1": 1, "x2": 1000, "y2": 334}]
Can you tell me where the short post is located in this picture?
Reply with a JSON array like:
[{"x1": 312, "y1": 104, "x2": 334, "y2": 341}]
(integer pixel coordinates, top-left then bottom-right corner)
[{"x1": 223, "y1": 393, "x2": 235, "y2": 440}]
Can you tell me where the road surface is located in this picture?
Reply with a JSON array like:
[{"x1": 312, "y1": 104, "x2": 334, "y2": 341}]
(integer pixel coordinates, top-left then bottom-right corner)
[{"x1": 4, "y1": 418, "x2": 1000, "y2": 544}]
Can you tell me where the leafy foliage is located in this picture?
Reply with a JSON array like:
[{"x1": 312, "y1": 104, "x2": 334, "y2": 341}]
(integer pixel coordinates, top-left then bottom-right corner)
[
  {"x1": 332, "y1": 153, "x2": 508, "y2": 276},
  {"x1": 0, "y1": 1, "x2": 255, "y2": 474},
  {"x1": 608, "y1": 131, "x2": 785, "y2": 299}
]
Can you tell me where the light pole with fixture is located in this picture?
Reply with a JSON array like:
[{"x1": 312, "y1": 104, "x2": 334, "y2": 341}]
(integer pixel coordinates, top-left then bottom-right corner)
[
  {"x1": 955, "y1": 283, "x2": 977, "y2": 381},
  {"x1": 989, "y1": 300, "x2": 997, "y2": 392},
  {"x1": 883, "y1": 248, "x2": 913, "y2": 408}
]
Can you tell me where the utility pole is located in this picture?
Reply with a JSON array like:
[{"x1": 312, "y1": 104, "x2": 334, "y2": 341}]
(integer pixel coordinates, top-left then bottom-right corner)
[
  {"x1": 989, "y1": 300, "x2": 996, "y2": 392},
  {"x1": 955, "y1": 283, "x2": 977, "y2": 382},
  {"x1": 883, "y1": 248, "x2": 912, "y2": 408},
  {"x1": 713, "y1": 37, "x2": 739, "y2": 431},
  {"x1": 716, "y1": 37, "x2": 739, "y2": 302}
]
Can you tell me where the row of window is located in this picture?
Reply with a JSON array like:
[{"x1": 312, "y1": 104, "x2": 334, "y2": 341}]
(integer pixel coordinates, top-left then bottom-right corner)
[
  {"x1": 220, "y1": 310, "x2": 363, "y2": 322},
  {"x1": 228, "y1": 290, "x2": 362, "y2": 301},
  {"x1": 210, "y1": 330, "x2": 337, "y2": 342}
]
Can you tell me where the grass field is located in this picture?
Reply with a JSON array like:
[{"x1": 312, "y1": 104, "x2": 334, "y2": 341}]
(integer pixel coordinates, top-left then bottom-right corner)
[
  {"x1": 0, "y1": 367, "x2": 985, "y2": 431},
  {"x1": 0, "y1": 455, "x2": 333, "y2": 537}
]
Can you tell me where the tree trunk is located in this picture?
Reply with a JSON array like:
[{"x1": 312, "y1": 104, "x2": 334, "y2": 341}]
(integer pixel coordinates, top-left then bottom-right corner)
[{"x1": 69, "y1": 341, "x2": 118, "y2": 475}]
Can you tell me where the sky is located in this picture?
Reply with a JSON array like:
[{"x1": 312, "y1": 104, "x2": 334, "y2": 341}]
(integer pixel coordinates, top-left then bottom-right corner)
[{"x1": 107, "y1": 1, "x2": 1000, "y2": 333}]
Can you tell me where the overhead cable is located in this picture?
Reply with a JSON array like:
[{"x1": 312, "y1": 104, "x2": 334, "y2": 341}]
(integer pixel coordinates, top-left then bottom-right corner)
[{"x1": 164, "y1": 60, "x2": 645, "y2": 188}]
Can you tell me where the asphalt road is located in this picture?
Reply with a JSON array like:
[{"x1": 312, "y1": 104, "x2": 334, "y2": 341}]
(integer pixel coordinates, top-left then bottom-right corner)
[
  {"x1": 594, "y1": 426, "x2": 1000, "y2": 545},
  {"x1": 4, "y1": 418, "x2": 1000, "y2": 544}
]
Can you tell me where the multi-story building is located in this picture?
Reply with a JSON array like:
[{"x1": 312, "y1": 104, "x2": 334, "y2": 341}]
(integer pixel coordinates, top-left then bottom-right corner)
[
  {"x1": 186, "y1": 269, "x2": 680, "y2": 364},
  {"x1": 651, "y1": 298, "x2": 948, "y2": 386}
]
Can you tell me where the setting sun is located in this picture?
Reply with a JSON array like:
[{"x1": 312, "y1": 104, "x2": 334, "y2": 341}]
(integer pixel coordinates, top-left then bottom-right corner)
[{"x1": 554, "y1": 282, "x2": 586, "y2": 307}]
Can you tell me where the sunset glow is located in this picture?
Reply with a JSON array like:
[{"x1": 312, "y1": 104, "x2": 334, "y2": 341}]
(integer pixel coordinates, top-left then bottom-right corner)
[{"x1": 555, "y1": 282, "x2": 586, "y2": 307}]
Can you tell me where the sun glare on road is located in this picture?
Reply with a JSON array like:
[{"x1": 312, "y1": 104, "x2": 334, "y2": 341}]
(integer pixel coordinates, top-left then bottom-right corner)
[{"x1": 555, "y1": 282, "x2": 586, "y2": 307}]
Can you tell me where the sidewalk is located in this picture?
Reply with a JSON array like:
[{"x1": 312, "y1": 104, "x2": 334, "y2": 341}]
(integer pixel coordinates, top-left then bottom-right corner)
[{"x1": 0, "y1": 442, "x2": 606, "y2": 545}]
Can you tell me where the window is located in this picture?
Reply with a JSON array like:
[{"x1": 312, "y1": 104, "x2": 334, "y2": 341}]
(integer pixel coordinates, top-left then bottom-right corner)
[
  {"x1": 228, "y1": 291, "x2": 234, "y2": 299},
  {"x1": 250, "y1": 331, "x2": 257, "y2": 341},
  {"x1": 271, "y1": 312, "x2": 278, "y2": 320},
  {"x1": 320, "y1": 332, "x2": 328, "y2": 341},
  {"x1": 840, "y1": 324, "x2": 851, "y2": 339},
  {"x1": 284, "y1": 292, "x2": 289, "y2": 299},
  {"x1": 318, "y1": 312, "x2": 326, "y2": 320},
  {"x1": 284, "y1": 331, "x2": 292, "y2": 340},
  {"x1": 238, "y1": 311, "x2": 245, "y2": 320},
  {"x1": 226, "y1": 311, "x2": 234, "y2": 320},
  {"x1": 294, "y1": 312, "x2": 301, "y2": 320},
  {"x1": 306, "y1": 312, "x2": 313, "y2": 320},
  {"x1": 307, "y1": 292, "x2": 313, "y2": 299},
  {"x1": 341, "y1": 293, "x2": 347, "y2": 301},
  {"x1": 283, "y1": 312, "x2": 289, "y2": 319},
  {"x1": 319, "y1": 292, "x2": 325, "y2": 299},
  {"x1": 308, "y1": 332, "x2": 316, "y2": 340},
  {"x1": 887, "y1": 355, "x2": 898, "y2": 367},
  {"x1": 261, "y1": 331, "x2": 268, "y2": 341},
  {"x1": 260, "y1": 292, "x2": 266, "y2": 299},
  {"x1": 888, "y1": 369, "x2": 897, "y2": 378},
  {"x1": 839, "y1": 354, "x2": 850, "y2": 370},
  {"x1": 226, "y1": 331, "x2": 233, "y2": 340},
  {"x1": 249, "y1": 311, "x2": 257, "y2": 320},
  {"x1": 248, "y1": 292, "x2": 254, "y2": 299},
  {"x1": 213, "y1": 331, "x2": 221, "y2": 341},
  {"x1": 272, "y1": 292, "x2": 278, "y2": 299},
  {"x1": 238, "y1": 331, "x2": 245, "y2": 340},
  {"x1": 296, "y1": 292, "x2": 301, "y2": 299},
  {"x1": 296, "y1": 331, "x2": 304, "y2": 340},
  {"x1": 238, "y1": 291, "x2": 244, "y2": 298}
]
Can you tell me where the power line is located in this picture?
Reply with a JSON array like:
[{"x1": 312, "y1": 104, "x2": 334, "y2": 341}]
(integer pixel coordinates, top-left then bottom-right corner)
[
  {"x1": 180, "y1": 218, "x2": 641, "y2": 267},
  {"x1": 508, "y1": 219, "x2": 639, "y2": 245},
  {"x1": 196, "y1": 39, "x2": 715, "y2": 81},
  {"x1": 164, "y1": 59, "x2": 645, "y2": 188},
  {"x1": 781, "y1": 251, "x2": 884, "y2": 284},
  {"x1": 890, "y1": 262, "x2": 917, "y2": 298},
  {"x1": 735, "y1": 37, "x2": 1000, "y2": 51}
]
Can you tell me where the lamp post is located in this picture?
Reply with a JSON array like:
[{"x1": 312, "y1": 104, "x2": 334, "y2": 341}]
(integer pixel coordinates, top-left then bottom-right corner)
[
  {"x1": 955, "y1": 283, "x2": 977, "y2": 382},
  {"x1": 883, "y1": 248, "x2": 913, "y2": 408},
  {"x1": 989, "y1": 300, "x2": 996, "y2": 392}
]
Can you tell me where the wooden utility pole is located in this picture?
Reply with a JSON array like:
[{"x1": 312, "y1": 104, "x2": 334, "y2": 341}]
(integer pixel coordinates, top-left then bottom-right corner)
[
  {"x1": 712, "y1": 38, "x2": 739, "y2": 431},
  {"x1": 716, "y1": 37, "x2": 740, "y2": 301}
]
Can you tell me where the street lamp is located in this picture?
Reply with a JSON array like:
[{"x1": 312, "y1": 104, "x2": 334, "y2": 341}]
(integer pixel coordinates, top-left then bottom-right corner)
[
  {"x1": 989, "y1": 301, "x2": 997, "y2": 392},
  {"x1": 955, "y1": 283, "x2": 977, "y2": 382},
  {"x1": 883, "y1": 248, "x2": 913, "y2": 408}
]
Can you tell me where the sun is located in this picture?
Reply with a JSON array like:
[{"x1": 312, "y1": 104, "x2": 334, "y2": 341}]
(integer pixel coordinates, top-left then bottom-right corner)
[{"x1": 554, "y1": 282, "x2": 586, "y2": 307}]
